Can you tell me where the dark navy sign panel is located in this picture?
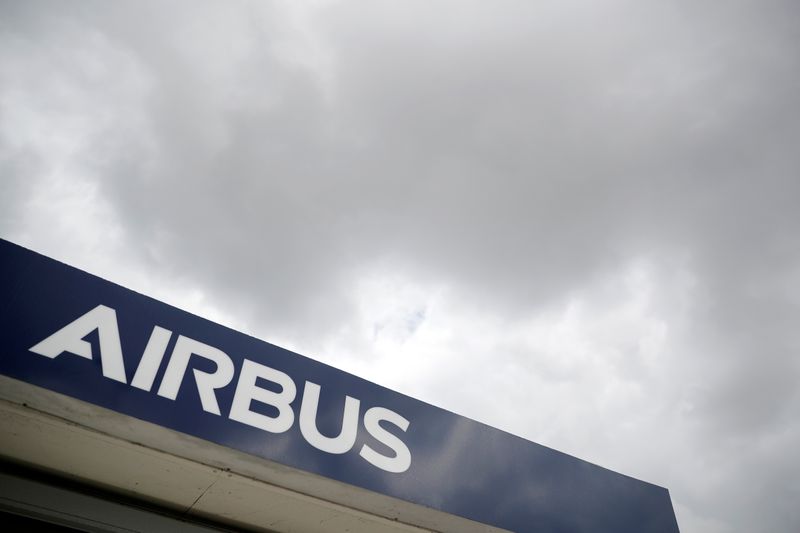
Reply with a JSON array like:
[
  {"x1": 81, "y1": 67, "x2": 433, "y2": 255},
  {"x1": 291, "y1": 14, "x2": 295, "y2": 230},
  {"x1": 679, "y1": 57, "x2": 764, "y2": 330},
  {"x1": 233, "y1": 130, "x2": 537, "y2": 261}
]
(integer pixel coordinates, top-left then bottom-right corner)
[{"x1": 0, "y1": 239, "x2": 680, "y2": 533}]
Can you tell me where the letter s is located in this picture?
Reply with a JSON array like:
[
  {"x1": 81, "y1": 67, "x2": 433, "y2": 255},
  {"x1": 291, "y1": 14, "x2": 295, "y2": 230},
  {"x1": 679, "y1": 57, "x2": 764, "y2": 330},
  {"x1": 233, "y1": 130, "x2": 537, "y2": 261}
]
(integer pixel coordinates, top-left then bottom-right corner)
[{"x1": 359, "y1": 407, "x2": 411, "y2": 473}]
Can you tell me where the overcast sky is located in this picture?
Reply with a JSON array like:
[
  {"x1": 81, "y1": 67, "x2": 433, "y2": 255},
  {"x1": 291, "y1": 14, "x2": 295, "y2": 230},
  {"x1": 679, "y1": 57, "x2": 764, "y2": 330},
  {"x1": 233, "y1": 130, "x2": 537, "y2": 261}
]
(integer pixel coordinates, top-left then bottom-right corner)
[{"x1": 2, "y1": 1, "x2": 799, "y2": 531}]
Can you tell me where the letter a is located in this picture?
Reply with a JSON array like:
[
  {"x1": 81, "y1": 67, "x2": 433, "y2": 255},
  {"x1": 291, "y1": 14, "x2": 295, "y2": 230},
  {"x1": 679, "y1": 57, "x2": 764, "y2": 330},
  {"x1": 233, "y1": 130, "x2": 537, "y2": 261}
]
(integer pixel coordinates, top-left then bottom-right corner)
[{"x1": 29, "y1": 304, "x2": 127, "y2": 383}]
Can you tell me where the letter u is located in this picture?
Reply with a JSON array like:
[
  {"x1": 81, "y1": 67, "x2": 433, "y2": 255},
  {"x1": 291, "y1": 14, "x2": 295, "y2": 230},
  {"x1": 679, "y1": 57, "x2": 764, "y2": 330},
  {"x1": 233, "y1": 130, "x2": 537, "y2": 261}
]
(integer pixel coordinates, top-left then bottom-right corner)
[{"x1": 299, "y1": 381, "x2": 360, "y2": 454}]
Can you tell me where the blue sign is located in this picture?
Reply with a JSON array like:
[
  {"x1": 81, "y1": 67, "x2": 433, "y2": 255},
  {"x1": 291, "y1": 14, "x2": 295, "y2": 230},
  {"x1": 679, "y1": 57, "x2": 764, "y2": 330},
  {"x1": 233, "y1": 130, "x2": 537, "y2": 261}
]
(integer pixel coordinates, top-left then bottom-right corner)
[{"x1": 0, "y1": 238, "x2": 679, "y2": 532}]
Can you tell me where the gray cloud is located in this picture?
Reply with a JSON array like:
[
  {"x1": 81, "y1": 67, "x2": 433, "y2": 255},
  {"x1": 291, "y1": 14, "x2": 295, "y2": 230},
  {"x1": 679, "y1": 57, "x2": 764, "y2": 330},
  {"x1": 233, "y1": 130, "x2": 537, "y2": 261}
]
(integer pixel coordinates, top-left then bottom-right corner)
[{"x1": 2, "y1": 1, "x2": 799, "y2": 531}]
